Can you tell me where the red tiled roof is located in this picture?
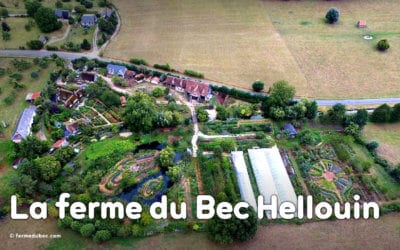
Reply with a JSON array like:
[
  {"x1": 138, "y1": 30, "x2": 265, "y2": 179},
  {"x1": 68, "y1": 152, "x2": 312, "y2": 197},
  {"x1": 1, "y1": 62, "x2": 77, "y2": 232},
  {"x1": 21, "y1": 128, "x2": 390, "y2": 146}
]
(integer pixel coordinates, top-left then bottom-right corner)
[
  {"x1": 53, "y1": 138, "x2": 66, "y2": 149},
  {"x1": 32, "y1": 91, "x2": 41, "y2": 100},
  {"x1": 185, "y1": 80, "x2": 209, "y2": 97},
  {"x1": 125, "y1": 70, "x2": 136, "y2": 78}
]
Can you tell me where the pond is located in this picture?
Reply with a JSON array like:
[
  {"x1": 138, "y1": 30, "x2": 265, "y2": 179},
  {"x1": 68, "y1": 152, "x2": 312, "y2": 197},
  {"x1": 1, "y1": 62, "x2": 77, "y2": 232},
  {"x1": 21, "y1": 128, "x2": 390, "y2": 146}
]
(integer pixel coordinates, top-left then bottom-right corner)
[
  {"x1": 118, "y1": 141, "x2": 168, "y2": 204},
  {"x1": 119, "y1": 172, "x2": 169, "y2": 205}
]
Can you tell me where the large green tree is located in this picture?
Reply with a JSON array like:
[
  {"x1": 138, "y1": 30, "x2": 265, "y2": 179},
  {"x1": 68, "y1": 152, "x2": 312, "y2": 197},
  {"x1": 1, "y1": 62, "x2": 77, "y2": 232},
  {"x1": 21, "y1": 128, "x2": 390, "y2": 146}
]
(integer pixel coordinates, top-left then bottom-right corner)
[
  {"x1": 207, "y1": 206, "x2": 258, "y2": 244},
  {"x1": 123, "y1": 92, "x2": 157, "y2": 132},
  {"x1": 268, "y1": 80, "x2": 295, "y2": 107},
  {"x1": 159, "y1": 147, "x2": 174, "y2": 170},
  {"x1": 34, "y1": 7, "x2": 62, "y2": 33},
  {"x1": 17, "y1": 136, "x2": 49, "y2": 159},
  {"x1": 371, "y1": 104, "x2": 391, "y2": 123},
  {"x1": 34, "y1": 155, "x2": 61, "y2": 182},
  {"x1": 25, "y1": 0, "x2": 42, "y2": 17}
]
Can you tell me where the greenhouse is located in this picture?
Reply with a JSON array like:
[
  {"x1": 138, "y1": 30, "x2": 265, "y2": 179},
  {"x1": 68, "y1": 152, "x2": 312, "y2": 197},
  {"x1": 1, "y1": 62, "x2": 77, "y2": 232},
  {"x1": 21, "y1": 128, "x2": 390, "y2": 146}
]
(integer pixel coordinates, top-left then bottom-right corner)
[
  {"x1": 248, "y1": 146, "x2": 297, "y2": 218},
  {"x1": 231, "y1": 151, "x2": 257, "y2": 210}
]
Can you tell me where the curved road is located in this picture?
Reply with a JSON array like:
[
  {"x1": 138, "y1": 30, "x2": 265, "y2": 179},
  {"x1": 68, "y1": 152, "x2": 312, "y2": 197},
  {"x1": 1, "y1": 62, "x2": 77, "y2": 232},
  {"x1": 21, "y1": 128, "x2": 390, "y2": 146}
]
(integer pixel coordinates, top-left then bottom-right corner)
[{"x1": 1, "y1": 49, "x2": 399, "y2": 107}]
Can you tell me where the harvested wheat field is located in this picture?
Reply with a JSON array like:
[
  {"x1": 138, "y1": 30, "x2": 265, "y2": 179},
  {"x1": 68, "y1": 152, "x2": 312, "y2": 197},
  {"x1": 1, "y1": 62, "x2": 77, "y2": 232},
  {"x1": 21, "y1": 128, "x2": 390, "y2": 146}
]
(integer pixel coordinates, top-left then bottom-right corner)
[{"x1": 106, "y1": 0, "x2": 400, "y2": 99}]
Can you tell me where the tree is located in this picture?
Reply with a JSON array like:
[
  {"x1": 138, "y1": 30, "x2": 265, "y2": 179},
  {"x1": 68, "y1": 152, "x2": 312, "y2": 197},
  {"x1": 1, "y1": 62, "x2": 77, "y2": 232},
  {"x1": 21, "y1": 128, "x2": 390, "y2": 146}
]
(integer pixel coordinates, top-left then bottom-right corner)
[
  {"x1": 34, "y1": 155, "x2": 61, "y2": 182},
  {"x1": 207, "y1": 206, "x2": 258, "y2": 244},
  {"x1": 252, "y1": 80, "x2": 264, "y2": 92},
  {"x1": 353, "y1": 109, "x2": 369, "y2": 128},
  {"x1": 305, "y1": 100, "x2": 318, "y2": 120},
  {"x1": 34, "y1": 7, "x2": 62, "y2": 33},
  {"x1": 325, "y1": 7, "x2": 340, "y2": 24},
  {"x1": 159, "y1": 147, "x2": 174, "y2": 170},
  {"x1": 326, "y1": 103, "x2": 346, "y2": 124},
  {"x1": 1, "y1": 22, "x2": 10, "y2": 32},
  {"x1": 98, "y1": 18, "x2": 116, "y2": 35},
  {"x1": 80, "y1": 223, "x2": 95, "y2": 237},
  {"x1": 152, "y1": 87, "x2": 164, "y2": 98},
  {"x1": 196, "y1": 107, "x2": 209, "y2": 122},
  {"x1": 123, "y1": 92, "x2": 157, "y2": 133},
  {"x1": 100, "y1": 90, "x2": 120, "y2": 107},
  {"x1": 17, "y1": 136, "x2": 49, "y2": 159},
  {"x1": 80, "y1": 39, "x2": 91, "y2": 50},
  {"x1": 390, "y1": 103, "x2": 400, "y2": 122},
  {"x1": 26, "y1": 40, "x2": 44, "y2": 50},
  {"x1": 371, "y1": 104, "x2": 391, "y2": 123},
  {"x1": 266, "y1": 80, "x2": 295, "y2": 109},
  {"x1": 216, "y1": 105, "x2": 229, "y2": 121},
  {"x1": 166, "y1": 164, "x2": 183, "y2": 183},
  {"x1": 377, "y1": 39, "x2": 390, "y2": 51},
  {"x1": 54, "y1": 146, "x2": 75, "y2": 166},
  {"x1": 25, "y1": 0, "x2": 42, "y2": 17},
  {"x1": 11, "y1": 174, "x2": 37, "y2": 197}
]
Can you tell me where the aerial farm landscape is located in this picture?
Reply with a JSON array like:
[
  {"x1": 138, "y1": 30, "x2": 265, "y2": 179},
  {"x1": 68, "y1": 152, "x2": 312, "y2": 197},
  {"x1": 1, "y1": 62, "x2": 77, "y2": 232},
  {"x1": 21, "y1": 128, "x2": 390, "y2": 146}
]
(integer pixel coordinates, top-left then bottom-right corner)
[{"x1": 0, "y1": 0, "x2": 399, "y2": 249}]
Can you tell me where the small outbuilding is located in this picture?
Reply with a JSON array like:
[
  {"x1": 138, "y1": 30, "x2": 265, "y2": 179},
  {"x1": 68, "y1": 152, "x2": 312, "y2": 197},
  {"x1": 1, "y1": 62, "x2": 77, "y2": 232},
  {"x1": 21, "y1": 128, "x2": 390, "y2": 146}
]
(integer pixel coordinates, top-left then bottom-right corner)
[
  {"x1": 26, "y1": 91, "x2": 41, "y2": 102},
  {"x1": 283, "y1": 123, "x2": 297, "y2": 139},
  {"x1": 54, "y1": 9, "x2": 70, "y2": 19},
  {"x1": 358, "y1": 20, "x2": 367, "y2": 28}
]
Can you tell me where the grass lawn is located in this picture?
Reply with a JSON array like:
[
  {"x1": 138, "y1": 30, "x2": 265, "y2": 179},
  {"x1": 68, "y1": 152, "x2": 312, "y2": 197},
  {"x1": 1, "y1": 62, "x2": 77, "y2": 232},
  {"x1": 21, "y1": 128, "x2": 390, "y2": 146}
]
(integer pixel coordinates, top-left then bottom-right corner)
[
  {"x1": 2, "y1": 0, "x2": 104, "y2": 14},
  {"x1": 363, "y1": 123, "x2": 400, "y2": 165},
  {"x1": 52, "y1": 25, "x2": 95, "y2": 48},
  {"x1": 107, "y1": 0, "x2": 400, "y2": 99},
  {"x1": 0, "y1": 57, "x2": 57, "y2": 138},
  {"x1": 0, "y1": 17, "x2": 67, "y2": 49},
  {"x1": 81, "y1": 137, "x2": 136, "y2": 162}
]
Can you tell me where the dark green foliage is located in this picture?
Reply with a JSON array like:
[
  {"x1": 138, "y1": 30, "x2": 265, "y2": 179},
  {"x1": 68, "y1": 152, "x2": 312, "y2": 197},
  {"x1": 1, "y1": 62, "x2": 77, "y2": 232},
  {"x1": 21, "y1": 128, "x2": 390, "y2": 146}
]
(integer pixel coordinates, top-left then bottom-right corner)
[
  {"x1": 45, "y1": 45, "x2": 59, "y2": 51},
  {"x1": 216, "y1": 105, "x2": 229, "y2": 121},
  {"x1": 371, "y1": 104, "x2": 391, "y2": 123},
  {"x1": 34, "y1": 7, "x2": 62, "y2": 33},
  {"x1": 154, "y1": 63, "x2": 172, "y2": 71},
  {"x1": 98, "y1": 18, "x2": 116, "y2": 35},
  {"x1": 325, "y1": 7, "x2": 340, "y2": 24},
  {"x1": 377, "y1": 39, "x2": 390, "y2": 51},
  {"x1": 212, "y1": 85, "x2": 268, "y2": 104},
  {"x1": 252, "y1": 80, "x2": 264, "y2": 92},
  {"x1": 267, "y1": 80, "x2": 295, "y2": 107},
  {"x1": 196, "y1": 107, "x2": 209, "y2": 122},
  {"x1": 80, "y1": 223, "x2": 95, "y2": 237},
  {"x1": 325, "y1": 103, "x2": 346, "y2": 124},
  {"x1": 93, "y1": 230, "x2": 111, "y2": 243},
  {"x1": 25, "y1": 0, "x2": 42, "y2": 17},
  {"x1": 26, "y1": 39, "x2": 44, "y2": 50},
  {"x1": 331, "y1": 141, "x2": 351, "y2": 162},
  {"x1": 305, "y1": 100, "x2": 318, "y2": 119},
  {"x1": 298, "y1": 129, "x2": 321, "y2": 146},
  {"x1": 390, "y1": 103, "x2": 400, "y2": 122},
  {"x1": 207, "y1": 207, "x2": 258, "y2": 244},
  {"x1": 366, "y1": 141, "x2": 379, "y2": 152},
  {"x1": 123, "y1": 92, "x2": 157, "y2": 133},
  {"x1": 80, "y1": 38, "x2": 91, "y2": 50},
  {"x1": 53, "y1": 146, "x2": 75, "y2": 166},
  {"x1": 130, "y1": 58, "x2": 148, "y2": 65},
  {"x1": 1, "y1": 21, "x2": 10, "y2": 32},
  {"x1": 353, "y1": 109, "x2": 368, "y2": 128},
  {"x1": 17, "y1": 136, "x2": 49, "y2": 159},
  {"x1": 184, "y1": 69, "x2": 204, "y2": 78}
]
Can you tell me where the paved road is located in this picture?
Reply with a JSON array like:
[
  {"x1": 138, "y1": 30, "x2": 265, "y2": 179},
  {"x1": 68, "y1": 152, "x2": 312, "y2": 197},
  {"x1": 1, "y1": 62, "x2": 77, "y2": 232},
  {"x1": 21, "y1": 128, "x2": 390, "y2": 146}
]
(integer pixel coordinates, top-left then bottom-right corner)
[{"x1": 1, "y1": 49, "x2": 399, "y2": 107}]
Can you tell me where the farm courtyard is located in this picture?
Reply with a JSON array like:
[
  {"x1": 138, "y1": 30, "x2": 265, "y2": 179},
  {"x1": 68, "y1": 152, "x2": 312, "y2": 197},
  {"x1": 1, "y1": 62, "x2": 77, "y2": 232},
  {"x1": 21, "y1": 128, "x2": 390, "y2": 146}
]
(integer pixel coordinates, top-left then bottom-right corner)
[{"x1": 106, "y1": 0, "x2": 400, "y2": 99}]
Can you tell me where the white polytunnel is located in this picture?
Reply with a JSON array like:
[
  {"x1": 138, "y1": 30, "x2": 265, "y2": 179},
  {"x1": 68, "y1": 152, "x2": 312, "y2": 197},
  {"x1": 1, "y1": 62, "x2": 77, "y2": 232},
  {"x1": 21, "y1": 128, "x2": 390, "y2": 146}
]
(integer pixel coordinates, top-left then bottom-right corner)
[
  {"x1": 231, "y1": 151, "x2": 257, "y2": 210},
  {"x1": 248, "y1": 146, "x2": 297, "y2": 218}
]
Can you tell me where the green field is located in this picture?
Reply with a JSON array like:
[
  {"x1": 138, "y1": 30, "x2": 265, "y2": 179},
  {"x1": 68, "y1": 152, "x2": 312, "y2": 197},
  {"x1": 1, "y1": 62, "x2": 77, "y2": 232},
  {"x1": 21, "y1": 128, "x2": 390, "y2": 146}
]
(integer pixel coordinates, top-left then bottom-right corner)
[
  {"x1": 81, "y1": 137, "x2": 136, "y2": 162},
  {"x1": 0, "y1": 17, "x2": 67, "y2": 49},
  {"x1": 107, "y1": 0, "x2": 400, "y2": 99}
]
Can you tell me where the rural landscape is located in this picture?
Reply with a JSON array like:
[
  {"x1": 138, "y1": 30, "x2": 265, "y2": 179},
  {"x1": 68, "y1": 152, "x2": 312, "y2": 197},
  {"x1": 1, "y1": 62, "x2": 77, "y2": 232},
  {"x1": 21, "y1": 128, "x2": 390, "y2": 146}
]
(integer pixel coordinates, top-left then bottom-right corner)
[{"x1": 0, "y1": 0, "x2": 399, "y2": 249}]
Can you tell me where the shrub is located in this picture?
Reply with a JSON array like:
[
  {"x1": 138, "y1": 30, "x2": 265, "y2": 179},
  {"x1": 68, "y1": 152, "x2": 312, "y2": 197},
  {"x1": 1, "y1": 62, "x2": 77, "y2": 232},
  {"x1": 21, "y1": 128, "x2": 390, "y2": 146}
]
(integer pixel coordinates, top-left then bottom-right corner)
[
  {"x1": 80, "y1": 223, "x2": 95, "y2": 237},
  {"x1": 184, "y1": 69, "x2": 204, "y2": 78},
  {"x1": 93, "y1": 230, "x2": 111, "y2": 243},
  {"x1": 130, "y1": 58, "x2": 148, "y2": 65},
  {"x1": 80, "y1": 39, "x2": 91, "y2": 50},
  {"x1": 3, "y1": 95, "x2": 14, "y2": 105},
  {"x1": 30, "y1": 71, "x2": 39, "y2": 79},
  {"x1": 154, "y1": 63, "x2": 171, "y2": 71},
  {"x1": 371, "y1": 104, "x2": 391, "y2": 123},
  {"x1": 45, "y1": 45, "x2": 59, "y2": 51},
  {"x1": 252, "y1": 80, "x2": 264, "y2": 92},
  {"x1": 366, "y1": 141, "x2": 379, "y2": 152},
  {"x1": 377, "y1": 39, "x2": 390, "y2": 51},
  {"x1": 325, "y1": 7, "x2": 340, "y2": 24},
  {"x1": 152, "y1": 87, "x2": 164, "y2": 98},
  {"x1": 26, "y1": 40, "x2": 44, "y2": 50}
]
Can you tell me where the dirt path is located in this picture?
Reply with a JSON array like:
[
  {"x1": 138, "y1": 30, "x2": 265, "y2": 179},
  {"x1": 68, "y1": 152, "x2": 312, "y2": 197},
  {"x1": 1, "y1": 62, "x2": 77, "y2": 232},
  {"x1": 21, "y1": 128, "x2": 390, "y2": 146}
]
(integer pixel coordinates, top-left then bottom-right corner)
[
  {"x1": 182, "y1": 178, "x2": 192, "y2": 219},
  {"x1": 47, "y1": 24, "x2": 71, "y2": 45},
  {"x1": 194, "y1": 159, "x2": 204, "y2": 195}
]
